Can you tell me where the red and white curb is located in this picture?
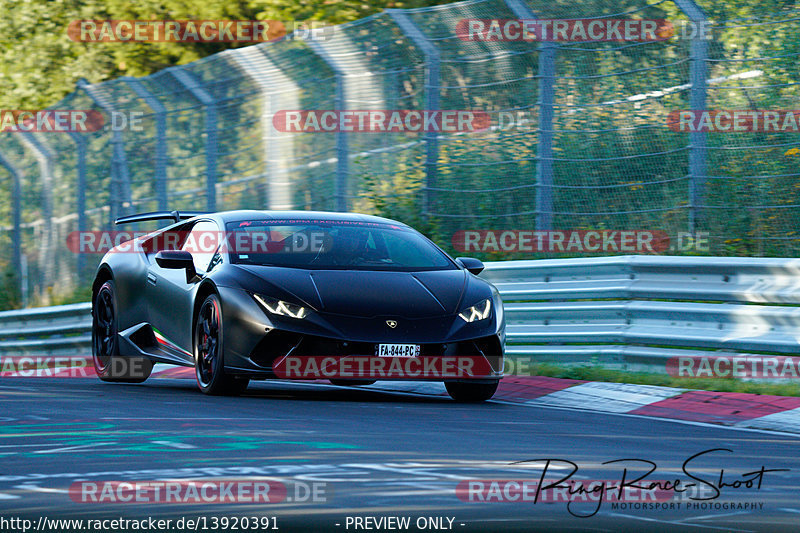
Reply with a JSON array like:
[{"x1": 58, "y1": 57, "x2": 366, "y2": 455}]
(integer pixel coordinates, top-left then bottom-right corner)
[
  {"x1": 497, "y1": 377, "x2": 800, "y2": 434},
  {"x1": 362, "y1": 376, "x2": 800, "y2": 434}
]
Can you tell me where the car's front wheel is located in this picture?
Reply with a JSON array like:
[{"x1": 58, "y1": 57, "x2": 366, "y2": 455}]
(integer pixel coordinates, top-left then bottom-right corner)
[
  {"x1": 92, "y1": 280, "x2": 153, "y2": 383},
  {"x1": 194, "y1": 293, "x2": 249, "y2": 395},
  {"x1": 445, "y1": 381, "x2": 499, "y2": 402}
]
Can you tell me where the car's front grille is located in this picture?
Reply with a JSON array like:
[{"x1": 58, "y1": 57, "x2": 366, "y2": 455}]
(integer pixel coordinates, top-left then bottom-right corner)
[
  {"x1": 249, "y1": 332, "x2": 503, "y2": 372},
  {"x1": 292, "y1": 337, "x2": 445, "y2": 357}
]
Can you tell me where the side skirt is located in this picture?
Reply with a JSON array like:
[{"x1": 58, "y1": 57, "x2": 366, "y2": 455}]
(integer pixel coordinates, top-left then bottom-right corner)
[{"x1": 117, "y1": 323, "x2": 195, "y2": 367}]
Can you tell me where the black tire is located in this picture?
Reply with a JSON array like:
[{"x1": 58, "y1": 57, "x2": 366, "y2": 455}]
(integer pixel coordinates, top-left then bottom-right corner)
[
  {"x1": 445, "y1": 381, "x2": 499, "y2": 402},
  {"x1": 194, "y1": 293, "x2": 249, "y2": 395},
  {"x1": 329, "y1": 379, "x2": 377, "y2": 386},
  {"x1": 92, "y1": 280, "x2": 153, "y2": 383}
]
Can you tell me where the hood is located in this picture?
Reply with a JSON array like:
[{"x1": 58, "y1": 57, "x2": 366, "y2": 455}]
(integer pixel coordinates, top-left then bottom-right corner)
[{"x1": 234, "y1": 266, "x2": 476, "y2": 318}]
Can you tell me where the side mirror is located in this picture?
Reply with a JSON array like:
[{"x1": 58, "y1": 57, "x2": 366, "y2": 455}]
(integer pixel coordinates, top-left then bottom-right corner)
[
  {"x1": 155, "y1": 250, "x2": 198, "y2": 283},
  {"x1": 455, "y1": 257, "x2": 485, "y2": 275}
]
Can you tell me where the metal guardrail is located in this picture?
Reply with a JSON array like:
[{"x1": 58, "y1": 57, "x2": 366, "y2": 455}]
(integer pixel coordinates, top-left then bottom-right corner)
[
  {"x1": 0, "y1": 302, "x2": 91, "y2": 358},
  {"x1": 3, "y1": 256, "x2": 800, "y2": 374},
  {"x1": 484, "y1": 256, "x2": 800, "y2": 373}
]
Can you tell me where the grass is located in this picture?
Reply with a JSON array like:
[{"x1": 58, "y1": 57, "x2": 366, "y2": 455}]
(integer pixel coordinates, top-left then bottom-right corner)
[{"x1": 518, "y1": 362, "x2": 800, "y2": 397}]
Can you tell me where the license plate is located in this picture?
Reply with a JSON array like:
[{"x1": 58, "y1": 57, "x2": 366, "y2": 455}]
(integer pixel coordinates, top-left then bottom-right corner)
[{"x1": 375, "y1": 344, "x2": 420, "y2": 357}]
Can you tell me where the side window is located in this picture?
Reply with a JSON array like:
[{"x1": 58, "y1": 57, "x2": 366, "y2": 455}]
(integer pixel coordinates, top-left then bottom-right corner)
[
  {"x1": 144, "y1": 222, "x2": 191, "y2": 259},
  {"x1": 207, "y1": 251, "x2": 223, "y2": 272},
  {"x1": 182, "y1": 220, "x2": 221, "y2": 273}
]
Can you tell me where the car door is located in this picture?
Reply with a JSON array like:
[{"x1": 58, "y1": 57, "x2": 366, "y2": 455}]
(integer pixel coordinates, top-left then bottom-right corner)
[{"x1": 145, "y1": 219, "x2": 221, "y2": 359}]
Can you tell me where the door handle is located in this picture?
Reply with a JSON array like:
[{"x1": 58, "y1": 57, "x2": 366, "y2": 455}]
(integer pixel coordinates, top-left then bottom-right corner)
[{"x1": 147, "y1": 272, "x2": 157, "y2": 286}]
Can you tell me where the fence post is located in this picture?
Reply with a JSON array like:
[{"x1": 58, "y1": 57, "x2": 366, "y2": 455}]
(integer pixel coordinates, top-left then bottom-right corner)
[
  {"x1": 18, "y1": 132, "x2": 55, "y2": 295},
  {"x1": 65, "y1": 131, "x2": 88, "y2": 282},
  {"x1": 387, "y1": 11, "x2": 440, "y2": 217},
  {"x1": 0, "y1": 149, "x2": 23, "y2": 298},
  {"x1": 503, "y1": 0, "x2": 554, "y2": 231},
  {"x1": 169, "y1": 68, "x2": 218, "y2": 212},
  {"x1": 124, "y1": 77, "x2": 168, "y2": 211},
  {"x1": 227, "y1": 47, "x2": 291, "y2": 210},
  {"x1": 673, "y1": 0, "x2": 708, "y2": 234},
  {"x1": 77, "y1": 78, "x2": 133, "y2": 226},
  {"x1": 536, "y1": 45, "x2": 555, "y2": 231},
  {"x1": 307, "y1": 41, "x2": 348, "y2": 212}
]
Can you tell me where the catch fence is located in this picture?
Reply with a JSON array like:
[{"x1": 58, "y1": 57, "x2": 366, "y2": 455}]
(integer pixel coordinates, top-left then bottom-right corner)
[{"x1": 1, "y1": 0, "x2": 799, "y2": 304}]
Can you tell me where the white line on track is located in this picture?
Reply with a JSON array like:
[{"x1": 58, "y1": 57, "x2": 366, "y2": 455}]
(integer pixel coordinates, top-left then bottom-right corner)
[
  {"x1": 370, "y1": 489, "x2": 455, "y2": 496},
  {"x1": 0, "y1": 444, "x2": 75, "y2": 448},
  {"x1": 151, "y1": 440, "x2": 196, "y2": 449},
  {"x1": 14, "y1": 484, "x2": 68, "y2": 494},
  {"x1": 684, "y1": 511, "x2": 755, "y2": 522},
  {"x1": 33, "y1": 442, "x2": 115, "y2": 454},
  {"x1": 488, "y1": 398, "x2": 800, "y2": 438}
]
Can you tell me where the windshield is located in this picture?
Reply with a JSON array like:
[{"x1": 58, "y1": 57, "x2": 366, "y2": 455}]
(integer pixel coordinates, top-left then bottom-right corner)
[{"x1": 224, "y1": 219, "x2": 456, "y2": 271}]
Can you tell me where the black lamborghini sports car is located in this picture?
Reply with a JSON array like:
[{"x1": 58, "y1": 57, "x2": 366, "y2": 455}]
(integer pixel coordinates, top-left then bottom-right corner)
[{"x1": 91, "y1": 210, "x2": 505, "y2": 401}]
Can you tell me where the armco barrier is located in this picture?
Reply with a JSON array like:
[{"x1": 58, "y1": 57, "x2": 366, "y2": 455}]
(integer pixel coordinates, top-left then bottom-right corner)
[
  {"x1": 0, "y1": 302, "x2": 91, "y2": 358},
  {"x1": 486, "y1": 256, "x2": 800, "y2": 373},
  {"x1": 3, "y1": 256, "x2": 800, "y2": 374}
]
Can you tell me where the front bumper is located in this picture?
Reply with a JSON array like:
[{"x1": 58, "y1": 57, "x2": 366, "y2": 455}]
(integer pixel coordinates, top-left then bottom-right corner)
[{"x1": 218, "y1": 286, "x2": 505, "y2": 381}]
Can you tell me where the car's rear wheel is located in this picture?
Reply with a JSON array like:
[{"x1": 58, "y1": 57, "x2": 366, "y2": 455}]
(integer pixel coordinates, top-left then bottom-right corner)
[
  {"x1": 445, "y1": 380, "x2": 499, "y2": 402},
  {"x1": 92, "y1": 280, "x2": 153, "y2": 383},
  {"x1": 329, "y1": 379, "x2": 377, "y2": 386},
  {"x1": 194, "y1": 293, "x2": 249, "y2": 395}
]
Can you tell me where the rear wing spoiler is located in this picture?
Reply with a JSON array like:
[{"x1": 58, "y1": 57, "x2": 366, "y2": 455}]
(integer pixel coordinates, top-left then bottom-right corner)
[{"x1": 115, "y1": 210, "x2": 209, "y2": 226}]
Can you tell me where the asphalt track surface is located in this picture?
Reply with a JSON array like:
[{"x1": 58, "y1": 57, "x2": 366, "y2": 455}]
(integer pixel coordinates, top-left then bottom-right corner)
[{"x1": 1, "y1": 377, "x2": 799, "y2": 533}]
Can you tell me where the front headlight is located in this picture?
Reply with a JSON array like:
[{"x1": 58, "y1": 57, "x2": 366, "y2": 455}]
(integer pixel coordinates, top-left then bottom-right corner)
[
  {"x1": 458, "y1": 298, "x2": 491, "y2": 322},
  {"x1": 253, "y1": 294, "x2": 308, "y2": 319}
]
